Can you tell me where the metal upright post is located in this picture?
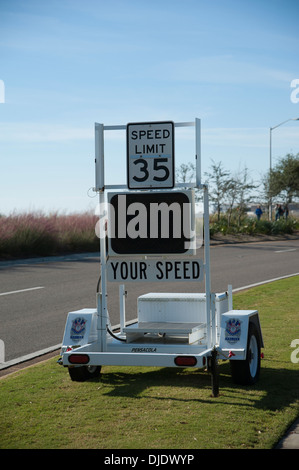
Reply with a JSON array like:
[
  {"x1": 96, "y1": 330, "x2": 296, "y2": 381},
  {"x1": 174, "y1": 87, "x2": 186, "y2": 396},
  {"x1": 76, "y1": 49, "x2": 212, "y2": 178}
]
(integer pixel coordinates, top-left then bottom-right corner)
[
  {"x1": 119, "y1": 284, "x2": 126, "y2": 335},
  {"x1": 95, "y1": 123, "x2": 108, "y2": 351},
  {"x1": 195, "y1": 118, "x2": 201, "y2": 186},
  {"x1": 228, "y1": 284, "x2": 233, "y2": 311},
  {"x1": 95, "y1": 123, "x2": 105, "y2": 192},
  {"x1": 269, "y1": 128, "x2": 272, "y2": 221},
  {"x1": 99, "y1": 190, "x2": 108, "y2": 351},
  {"x1": 203, "y1": 185, "x2": 211, "y2": 348},
  {"x1": 211, "y1": 293, "x2": 216, "y2": 345}
]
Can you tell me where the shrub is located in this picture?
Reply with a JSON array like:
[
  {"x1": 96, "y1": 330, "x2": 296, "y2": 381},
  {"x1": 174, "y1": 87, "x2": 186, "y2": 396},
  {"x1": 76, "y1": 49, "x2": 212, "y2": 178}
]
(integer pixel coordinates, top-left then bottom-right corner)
[
  {"x1": 271, "y1": 218, "x2": 298, "y2": 235},
  {"x1": 255, "y1": 220, "x2": 272, "y2": 235},
  {"x1": 210, "y1": 215, "x2": 298, "y2": 237}
]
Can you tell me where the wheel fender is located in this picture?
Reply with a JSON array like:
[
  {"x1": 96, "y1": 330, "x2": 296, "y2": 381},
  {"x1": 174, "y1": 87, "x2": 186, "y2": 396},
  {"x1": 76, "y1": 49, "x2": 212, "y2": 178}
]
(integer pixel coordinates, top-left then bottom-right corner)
[
  {"x1": 219, "y1": 310, "x2": 263, "y2": 360},
  {"x1": 61, "y1": 308, "x2": 98, "y2": 352}
]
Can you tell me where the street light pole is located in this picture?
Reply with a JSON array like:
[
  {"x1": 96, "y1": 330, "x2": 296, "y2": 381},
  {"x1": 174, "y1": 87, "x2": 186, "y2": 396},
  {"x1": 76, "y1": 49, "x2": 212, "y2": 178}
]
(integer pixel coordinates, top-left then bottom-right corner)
[{"x1": 269, "y1": 118, "x2": 299, "y2": 220}]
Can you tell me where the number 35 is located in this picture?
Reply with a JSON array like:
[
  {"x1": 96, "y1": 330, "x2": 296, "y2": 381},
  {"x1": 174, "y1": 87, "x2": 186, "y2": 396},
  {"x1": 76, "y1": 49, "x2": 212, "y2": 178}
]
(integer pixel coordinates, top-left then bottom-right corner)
[{"x1": 133, "y1": 158, "x2": 170, "y2": 182}]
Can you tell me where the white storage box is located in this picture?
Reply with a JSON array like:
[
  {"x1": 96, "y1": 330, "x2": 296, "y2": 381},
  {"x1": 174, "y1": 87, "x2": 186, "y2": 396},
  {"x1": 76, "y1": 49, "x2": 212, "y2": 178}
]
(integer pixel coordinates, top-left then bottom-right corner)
[
  {"x1": 121, "y1": 292, "x2": 229, "y2": 344},
  {"x1": 138, "y1": 292, "x2": 228, "y2": 324}
]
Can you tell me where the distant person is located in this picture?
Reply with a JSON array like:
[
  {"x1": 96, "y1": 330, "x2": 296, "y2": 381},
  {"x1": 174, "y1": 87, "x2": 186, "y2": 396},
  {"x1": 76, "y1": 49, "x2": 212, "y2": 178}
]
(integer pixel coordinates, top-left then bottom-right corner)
[
  {"x1": 275, "y1": 204, "x2": 284, "y2": 221},
  {"x1": 284, "y1": 204, "x2": 289, "y2": 220},
  {"x1": 275, "y1": 204, "x2": 280, "y2": 221},
  {"x1": 255, "y1": 205, "x2": 263, "y2": 221}
]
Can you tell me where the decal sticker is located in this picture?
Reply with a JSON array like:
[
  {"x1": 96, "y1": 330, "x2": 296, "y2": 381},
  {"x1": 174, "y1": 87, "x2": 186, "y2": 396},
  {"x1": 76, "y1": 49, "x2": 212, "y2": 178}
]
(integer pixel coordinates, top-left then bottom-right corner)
[
  {"x1": 70, "y1": 317, "x2": 87, "y2": 342},
  {"x1": 225, "y1": 318, "x2": 242, "y2": 344},
  {"x1": 131, "y1": 347, "x2": 157, "y2": 353}
]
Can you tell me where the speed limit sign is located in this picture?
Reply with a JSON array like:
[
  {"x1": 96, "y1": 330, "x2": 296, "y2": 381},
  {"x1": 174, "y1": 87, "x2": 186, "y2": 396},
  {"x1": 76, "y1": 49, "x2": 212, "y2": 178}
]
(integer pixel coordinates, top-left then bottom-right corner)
[{"x1": 127, "y1": 121, "x2": 174, "y2": 189}]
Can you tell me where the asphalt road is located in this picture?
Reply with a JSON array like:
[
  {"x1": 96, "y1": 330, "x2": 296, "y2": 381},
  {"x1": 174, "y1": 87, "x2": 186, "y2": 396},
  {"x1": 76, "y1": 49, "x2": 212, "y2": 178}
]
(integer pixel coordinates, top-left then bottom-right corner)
[{"x1": 0, "y1": 238, "x2": 298, "y2": 364}]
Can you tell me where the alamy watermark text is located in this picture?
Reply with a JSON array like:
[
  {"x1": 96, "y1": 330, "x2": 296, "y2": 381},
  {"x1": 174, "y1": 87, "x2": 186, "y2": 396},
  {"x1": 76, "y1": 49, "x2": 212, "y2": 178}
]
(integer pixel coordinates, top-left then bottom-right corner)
[
  {"x1": 291, "y1": 339, "x2": 299, "y2": 364},
  {"x1": 290, "y1": 79, "x2": 299, "y2": 104}
]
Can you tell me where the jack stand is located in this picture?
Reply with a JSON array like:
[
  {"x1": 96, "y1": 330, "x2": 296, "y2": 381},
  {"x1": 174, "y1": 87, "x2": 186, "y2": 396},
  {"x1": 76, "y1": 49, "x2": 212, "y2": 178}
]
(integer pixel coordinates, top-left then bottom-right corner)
[{"x1": 208, "y1": 347, "x2": 219, "y2": 397}]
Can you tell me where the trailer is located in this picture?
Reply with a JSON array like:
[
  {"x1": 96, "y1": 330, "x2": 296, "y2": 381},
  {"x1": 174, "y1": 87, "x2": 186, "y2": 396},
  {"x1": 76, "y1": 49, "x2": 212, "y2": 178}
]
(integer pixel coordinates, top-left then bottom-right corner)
[{"x1": 58, "y1": 119, "x2": 264, "y2": 396}]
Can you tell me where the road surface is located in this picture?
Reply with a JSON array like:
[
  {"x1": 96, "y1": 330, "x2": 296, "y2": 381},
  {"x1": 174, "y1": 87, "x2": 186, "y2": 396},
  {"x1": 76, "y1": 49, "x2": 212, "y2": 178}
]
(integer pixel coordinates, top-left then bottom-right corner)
[{"x1": 0, "y1": 238, "x2": 298, "y2": 364}]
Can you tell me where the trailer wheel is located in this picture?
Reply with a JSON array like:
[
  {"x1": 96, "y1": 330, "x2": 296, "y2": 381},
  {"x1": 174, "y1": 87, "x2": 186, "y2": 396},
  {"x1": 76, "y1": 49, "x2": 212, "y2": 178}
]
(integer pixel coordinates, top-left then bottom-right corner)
[
  {"x1": 68, "y1": 365, "x2": 102, "y2": 382},
  {"x1": 230, "y1": 322, "x2": 261, "y2": 385}
]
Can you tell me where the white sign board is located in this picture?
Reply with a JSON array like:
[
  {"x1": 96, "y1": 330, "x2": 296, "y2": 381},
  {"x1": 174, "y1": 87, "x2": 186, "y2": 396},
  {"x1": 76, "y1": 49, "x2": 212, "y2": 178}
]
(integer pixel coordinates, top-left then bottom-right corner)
[
  {"x1": 107, "y1": 258, "x2": 203, "y2": 282},
  {"x1": 127, "y1": 121, "x2": 174, "y2": 189}
]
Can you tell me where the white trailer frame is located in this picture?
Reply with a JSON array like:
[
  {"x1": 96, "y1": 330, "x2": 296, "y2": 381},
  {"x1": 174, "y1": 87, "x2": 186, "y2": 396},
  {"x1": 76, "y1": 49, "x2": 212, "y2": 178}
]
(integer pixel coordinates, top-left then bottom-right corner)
[{"x1": 59, "y1": 119, "x2": 263, "y2": 395}]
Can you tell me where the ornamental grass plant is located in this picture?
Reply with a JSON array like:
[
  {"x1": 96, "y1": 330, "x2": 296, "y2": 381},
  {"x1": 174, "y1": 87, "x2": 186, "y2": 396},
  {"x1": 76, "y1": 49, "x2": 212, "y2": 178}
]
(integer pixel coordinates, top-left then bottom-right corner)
[{"x1": 0, "y1": 211, "x2": 99, "y2": 259}]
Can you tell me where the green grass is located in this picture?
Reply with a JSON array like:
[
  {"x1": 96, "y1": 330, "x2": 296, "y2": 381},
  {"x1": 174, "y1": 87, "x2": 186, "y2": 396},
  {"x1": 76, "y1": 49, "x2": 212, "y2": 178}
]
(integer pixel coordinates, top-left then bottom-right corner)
[{"x1": 0, "y1": 277, "x2": 298, "y2": 449}]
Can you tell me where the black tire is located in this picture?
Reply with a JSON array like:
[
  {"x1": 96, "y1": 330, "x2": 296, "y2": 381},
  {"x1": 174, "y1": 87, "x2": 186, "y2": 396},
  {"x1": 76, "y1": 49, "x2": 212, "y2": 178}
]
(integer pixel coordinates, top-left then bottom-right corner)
[
  {"x1": 68, "y1": 365, "x2": 102, "y2": 382},
  {"x1": 230, "y1": 322, "x2": 261, "y2": 385}
]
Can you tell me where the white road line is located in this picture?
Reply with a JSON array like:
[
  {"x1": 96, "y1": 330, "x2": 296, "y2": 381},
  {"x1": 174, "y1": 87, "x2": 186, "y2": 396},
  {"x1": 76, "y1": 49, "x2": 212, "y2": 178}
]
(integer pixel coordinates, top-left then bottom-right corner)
[
  {"x1": 0, "y1": 286, "x2": 44, "y2": 297},
  {"x1": 275, "y1": 248, "x2": 297, "y2": 253},
  {"x1": 232, "y1": 272, "x2": 299, "y2": 292}
]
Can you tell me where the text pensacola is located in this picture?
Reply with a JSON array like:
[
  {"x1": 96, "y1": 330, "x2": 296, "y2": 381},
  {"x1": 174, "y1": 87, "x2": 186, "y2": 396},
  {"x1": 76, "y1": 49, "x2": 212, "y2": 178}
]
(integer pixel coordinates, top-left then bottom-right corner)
[{"x1": 103, "y1": 453, "x2": 195, "y2": 467}]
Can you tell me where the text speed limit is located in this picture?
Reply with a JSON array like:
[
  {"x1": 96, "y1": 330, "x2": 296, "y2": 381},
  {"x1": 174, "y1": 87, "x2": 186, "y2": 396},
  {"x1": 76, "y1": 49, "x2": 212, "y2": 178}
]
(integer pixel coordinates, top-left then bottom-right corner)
[{"x1": 127, "y1": 121, "x2": 174, "y2": 189}]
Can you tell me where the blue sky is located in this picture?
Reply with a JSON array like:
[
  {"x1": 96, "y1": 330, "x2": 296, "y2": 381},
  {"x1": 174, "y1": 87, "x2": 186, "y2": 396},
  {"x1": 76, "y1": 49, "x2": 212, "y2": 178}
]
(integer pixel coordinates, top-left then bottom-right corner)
[{"x1": 1, "y1": 0, "x2": 299, "y2": 214}]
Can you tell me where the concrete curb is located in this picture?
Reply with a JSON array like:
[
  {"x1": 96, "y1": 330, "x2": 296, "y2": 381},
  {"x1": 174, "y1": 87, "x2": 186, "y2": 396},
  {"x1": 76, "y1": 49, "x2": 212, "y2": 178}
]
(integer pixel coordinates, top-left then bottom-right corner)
[{"x1": 275, "y1": 418, "x2": 299, "y2": 449}]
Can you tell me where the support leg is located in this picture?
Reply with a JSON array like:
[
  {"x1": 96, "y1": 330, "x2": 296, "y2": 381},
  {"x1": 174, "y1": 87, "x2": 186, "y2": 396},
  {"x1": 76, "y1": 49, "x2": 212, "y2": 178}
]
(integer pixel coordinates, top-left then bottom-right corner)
[{"x1": 208, "y1": 347, "x2": 219, "y2": 397}]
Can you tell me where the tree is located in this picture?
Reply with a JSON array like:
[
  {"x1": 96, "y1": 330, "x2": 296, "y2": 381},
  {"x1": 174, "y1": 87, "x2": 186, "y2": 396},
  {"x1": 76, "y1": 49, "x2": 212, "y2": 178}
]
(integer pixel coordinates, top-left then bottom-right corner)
[
  {"x1": 175, "y1": 161, "x2": 202, "y2": 201},
  {"x1": 233, "y1": 167, "x2": 257, "y2": 226},
  {"x1": 175, "y1": 162, "x2": 195, "y2": 185},
  {"x1": 225, "y1": 177, "x2": 240, "y2": 226},
  {"x1": 204, "y1": 160, "x2": 231, "y2": 221},
  {"x1": 269, "y1": 153, "x2": 299, "y2": 203}
]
